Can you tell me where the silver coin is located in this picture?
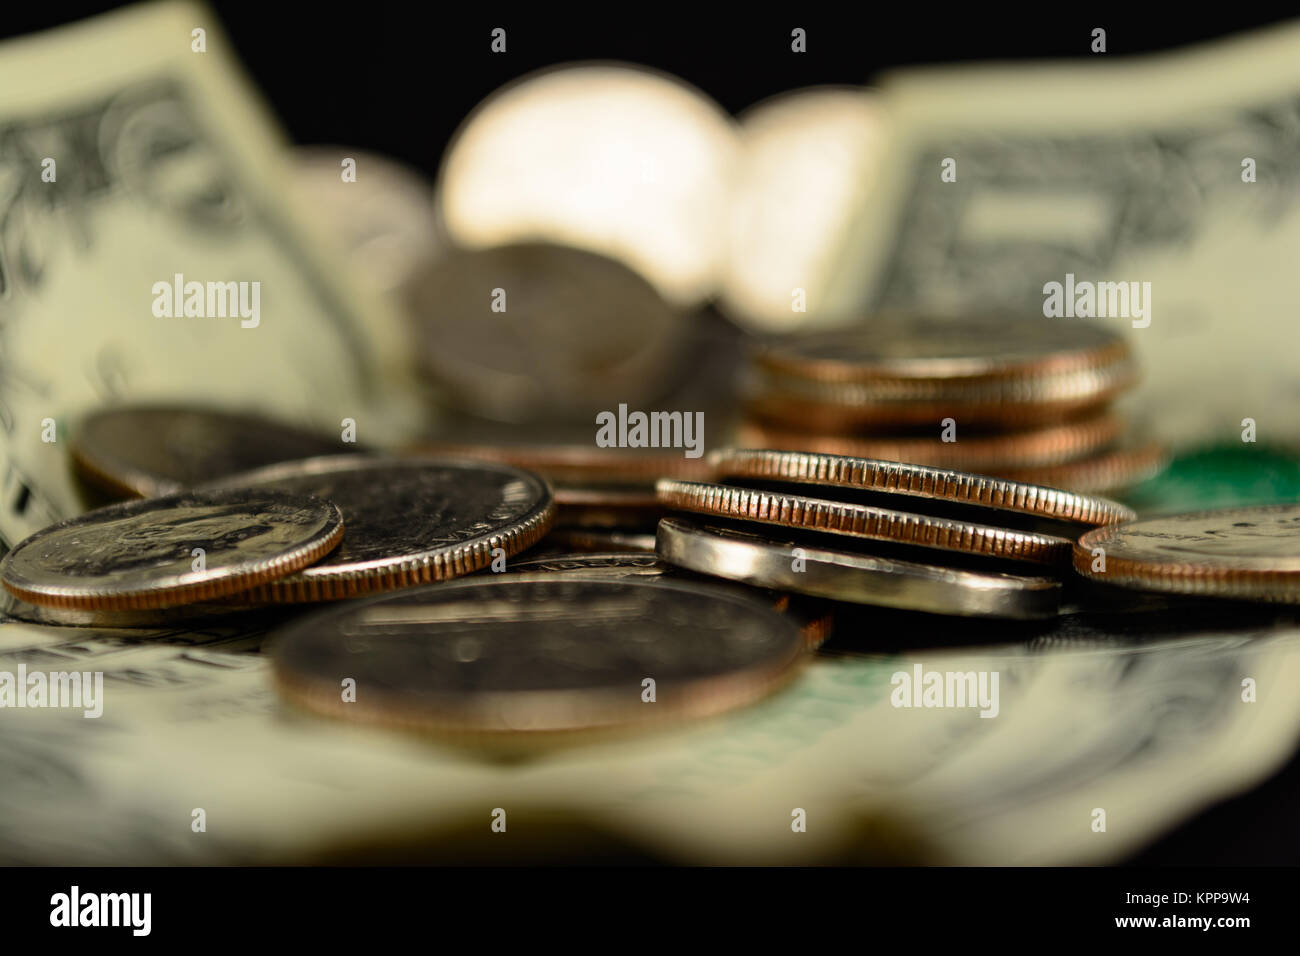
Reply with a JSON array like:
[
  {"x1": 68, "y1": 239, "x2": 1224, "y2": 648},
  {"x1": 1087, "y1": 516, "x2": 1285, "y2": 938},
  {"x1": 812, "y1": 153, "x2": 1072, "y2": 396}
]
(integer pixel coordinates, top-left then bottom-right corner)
[
  {"x1": 293, "y1": 146, "x2": 443, "y2": 294},
  {"x1": 72, "y1": 405, "x2": 349, "y2": 499},
  {"x1": 269, "y1": 575, "x2": 806, "y2": 736},
  {"x1": 655, "y1": 516, "x2": 1061, "y2": 619},
  {"x1": 203, "y1": 456, "x2": 556, "y2": 602},
  {"x1": 402, "y1": 242, "x2": 687, "y2": 422},
  {"x1": 0, "y1": 489, "x2": 344, "y2": 610}
]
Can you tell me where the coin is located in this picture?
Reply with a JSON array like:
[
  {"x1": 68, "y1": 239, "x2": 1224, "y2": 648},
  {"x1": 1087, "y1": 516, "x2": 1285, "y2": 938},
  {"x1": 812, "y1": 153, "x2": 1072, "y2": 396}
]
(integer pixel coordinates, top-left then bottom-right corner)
[
  {"x1": 1074, "y1": 504, "x2": 1300, "y2": 602},
  {"x1": 0, "y1": 489, "x2": 344, "y2": 610},
  {"x1": 999, "y1": 441, "x2": 1168, "y2": 493},
  {"x1": 537, "y1": 527, "x2": 658, "y2": 553},
  {"x1": 503, "y1": 549, "x2": 834, "y2": 647},
  {"x1": 403, "y1": 242, "x2": 687, "y2": 423},
  {"x1": 746, "y1": 363, "x2": 1134, "y2": 428},
  {"x1": 205, "y1": 456, "x2": 555, "y2": 602},
  {"x1": 71, "y1": 405, "x2": 349, "y2": 500},
  {"x1": 736, "y1": 413, "x2": 1124, "y2": 472},
  {"x1": 754, "y1": 314, "x2": 1131, "y2": 385},
  {"x1": 711, "y1": 449, "x2": 1134, "y2": 527},
  {"x1": 552, "y1": 484, "x2": 663, "y2": 528},
  {"x1": 656, "y1": 478, "x2": 1073, "y2": 565},
  {"x1": 269, "y1": 576, "x2": 805, "y2": 737},
  {"x1": 411, "y1": 441, "x2": 716, "y2": 483},
  {"x1": 656, "y1": 516, "x2": 1060, "y2": 619},
  {"x1": 721, "y1": 87, "x2": 888, "y2": 332},
  {"x1": 435, "y1": 63, "x2": 738, "y2": 306},
  {"x1": 292, "y1": 146, "x2": 443, "y2": 295}
]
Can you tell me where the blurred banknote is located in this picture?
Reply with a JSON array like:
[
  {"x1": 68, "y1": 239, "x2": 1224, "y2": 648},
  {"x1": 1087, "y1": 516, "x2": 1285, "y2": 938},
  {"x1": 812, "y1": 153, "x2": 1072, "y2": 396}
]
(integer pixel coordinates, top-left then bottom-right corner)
[
  {"x1": 821, "y1": 22, "x2": 1300, "y2": 448},
  {"x1": 2, "y1": 610, "x2": 1297, "y2": 864},
  {"x1": 0, "y1": 1, "x2": 414, "y2": 550}
]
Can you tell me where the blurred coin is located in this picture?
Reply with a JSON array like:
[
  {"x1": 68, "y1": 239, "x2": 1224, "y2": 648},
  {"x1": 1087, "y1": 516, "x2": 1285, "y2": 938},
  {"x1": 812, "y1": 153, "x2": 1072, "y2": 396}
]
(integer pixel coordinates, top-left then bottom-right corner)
[
  {"x1": 502, "y1": 549, "x2": 833, "y2": 648},
  {"x1": 0, "y1": 489, "x2": 343, "y2": 610},
  {"x1": 656, "y1": 516, "x2": 1060, "y2": 619},
  {"x1": 736, "y1": 413, "x2": 1124, "y2": 471},
  {"x1": 722, "y1": 87, "x2": 888, "y2": 332},
  {"x1": 656, "y1": 478, "x2": 1072, "y2": 565},
  {"x1": 538, "y1": 527, "x2": 658, "y2": 553},
  {"x1": 747, "y1": 363, "x2": 1134, "y2": 428},
  {"x1": 1075, "y1": 504, "x2": 1300, "y2": 603},
  {"x1": 999, "y1": 441, "x2": 1168, "y2": 494},
  {"x1": 553, "y1": 484, "x2": 662, "y2": 528},
  {"x1": 292, "y1": 146, "x2": 442, "y2": 294},
  {"x1": 436, "y1": 63, "x2": 738, "y2": 306},
  {"x1": 412, "y1": 440, "x2": 715, "y2": 483},
  {"x1": 749, "y1": 315, "x2": 1136, "y2": 427},
  {"x1": 269, "y1": 576, "x2": 805, "y2": 737},
  {"x1": 711, "y1": 448, "x2": 1134, "y2": 527},
  {"x1": 403, "y1": 242, "x2": 687, "y2": 423},
  {"x1": 755, "y1": 314, "x2": 1130, "y2": 384},
  {"x1": 71, "y1": 405, "x2": 350, "y2": 500},
  {"x1": 206, "y1": 456, "x2": 555, "y2": 602}
]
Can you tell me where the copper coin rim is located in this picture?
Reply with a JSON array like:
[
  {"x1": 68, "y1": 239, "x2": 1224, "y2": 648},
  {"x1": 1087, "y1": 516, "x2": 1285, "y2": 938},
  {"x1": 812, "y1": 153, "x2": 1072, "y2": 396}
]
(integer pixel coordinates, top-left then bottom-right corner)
[
  {"x1": 1074, "y1": 505, "x2": 1300, "y2": 602},
  {"x1": 710, "y1": 449, "x2": 1134, "y2": 526},
  {"x1": 211, "y1": 456, "x2": 558, "y2": 603},
  {"x1": 655, "y1": 478, "x2": 1072, "y2": 565},
  {"x1": 0, "y1": 491, "x2": 345, "y2": 611},
  {"x1": 268, "y1": 575, "x2": 807, "y2": 735}
]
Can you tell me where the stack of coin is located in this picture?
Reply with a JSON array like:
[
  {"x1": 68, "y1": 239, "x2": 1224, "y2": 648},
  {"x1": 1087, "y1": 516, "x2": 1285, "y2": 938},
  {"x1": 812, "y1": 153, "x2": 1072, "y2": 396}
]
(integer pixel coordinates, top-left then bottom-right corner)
[
  {"x1": 654, "y1": 449, "x2": 1136, "y2": 619},
  {"x1": 739, "y1": 315, "x2": 1166, "y2": 494}
]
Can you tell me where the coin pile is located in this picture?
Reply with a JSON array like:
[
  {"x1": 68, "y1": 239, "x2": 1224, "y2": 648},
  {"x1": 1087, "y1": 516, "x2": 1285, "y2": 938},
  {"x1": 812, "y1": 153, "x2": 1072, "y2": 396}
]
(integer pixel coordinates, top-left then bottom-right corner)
[
  {"x1": 653, "y1": 448, "x2": 1138, "y2": 619},
  {"x1": 739, "y1": 314, "x2": 1166, "y2": 494},
  {"x1": 14, "y1": 404, "x2": 1300, "y2": 750}
]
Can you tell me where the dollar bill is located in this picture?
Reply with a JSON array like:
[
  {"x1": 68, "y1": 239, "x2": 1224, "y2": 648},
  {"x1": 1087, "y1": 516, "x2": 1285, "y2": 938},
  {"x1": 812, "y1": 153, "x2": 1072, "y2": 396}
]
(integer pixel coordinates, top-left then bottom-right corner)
[
  {"x1": 2, "y1": 610, "x2": 1296, "y2": 865},
  {"x1": 820, "y1": 22, "x2": 1300, "y2": 448},
  {"x1": 0, "y1": 1, "x2": 418, "y2": 550}
]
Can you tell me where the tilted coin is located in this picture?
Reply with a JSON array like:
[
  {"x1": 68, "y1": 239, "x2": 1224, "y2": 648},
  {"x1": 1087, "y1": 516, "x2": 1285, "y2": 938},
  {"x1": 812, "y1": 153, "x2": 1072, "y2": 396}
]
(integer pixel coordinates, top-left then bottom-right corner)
[
  {"x1": 753, "y1": 314, "x2": 1132, "y2": 385},
  {"x1": 403, "y1": 242, "x2": 687, "y2": 423},
  {"x1": 503, "y1": 550, "x2": 834, "y2": 647},
  {"x1": 71, "y1": 405, "x2": 349, "y2": 500},
  {"x1": 711, "y1": 449, "x2": 1134, "y2": 528},
  {"x1": 204, "y1": 456, "x2": 555, "y2": 602},
  {"x1": 736, "y1": 413, "x2": 1125, "y2": 472},
  {"x1": 0, "y1": 489, "x2": 344, "y2": 610},
  {"x1": 269, "y1": 576, "x2": 806, "y2": 737},
  {"x1": 656, "y1": 516, "x2": 1060, "y2": 619},
  {"x1": 292, "y1": 146, "x2": 443, "y2": 294},
  {"x1": 999, "y1": 441, "x2": 1167, "y2": 494},
  {"x1": 656, "y1": 478, "x2": 1073, "y2": 565},
  {"x1": 1074, "y1": 504, "x2": 1300, "y2": 602}
]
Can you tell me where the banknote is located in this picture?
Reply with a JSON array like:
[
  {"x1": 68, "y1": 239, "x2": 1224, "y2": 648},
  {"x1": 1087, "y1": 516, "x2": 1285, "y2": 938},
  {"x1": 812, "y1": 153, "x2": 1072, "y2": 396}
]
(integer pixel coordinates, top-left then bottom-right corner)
[
  {"x1": 0, "y1": 1, "x2": 418, "y2": 551},
  {"x1": 2, "y1": 607, "x2": 1296, "y2": 865},
  {"x1": 820, "y1": 22, "x2": 1300, "y2": 449}
]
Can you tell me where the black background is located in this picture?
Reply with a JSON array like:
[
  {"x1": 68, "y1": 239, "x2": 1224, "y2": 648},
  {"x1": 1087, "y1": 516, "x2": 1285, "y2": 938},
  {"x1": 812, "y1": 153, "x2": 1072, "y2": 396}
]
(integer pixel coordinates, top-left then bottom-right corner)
[
  {"x1": 1, "y1": 3, "x2": 1293, "y2": 177},
  {"x1": 2, "y1": 2, "x2": 1299, "y2": 867}
]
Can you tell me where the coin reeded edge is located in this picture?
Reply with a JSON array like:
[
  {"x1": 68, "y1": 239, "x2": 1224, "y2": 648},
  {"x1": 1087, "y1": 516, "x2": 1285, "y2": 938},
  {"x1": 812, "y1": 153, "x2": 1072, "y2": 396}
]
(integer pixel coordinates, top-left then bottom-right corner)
[
  {"x1": 712, "y1": 448, "x2": 1134, "y2": 526},
  {"x1": 237, "y1": 496, "x2": 558, "y2": 603},
  {"x1": 655, "y1": 479, "x2": 1071, "y2": 565}
]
